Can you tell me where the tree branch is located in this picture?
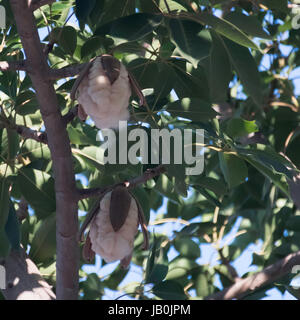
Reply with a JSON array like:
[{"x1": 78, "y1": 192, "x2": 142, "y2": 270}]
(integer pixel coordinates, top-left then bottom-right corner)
[
  {"x1": 1, "y1": 249, "x2": 56, "y2": 300},
  {"x1": 218, "y1": 248, "x2": 240, "y2": 283},
  {"x1": 10, "y1": 0, "x2": 79, "y2": 300},
  {"x1": 205, "y1": 250, "x2": 300, "y2": 300},
  {"x1": 0, "y1": 60, "x2": 27, "y2": 72},
  {"x1": 0, "y1": 116, "x2": 48, "y2": 144},
  {"x1": 16, "y1": 197, "x2": 29, "y2": 221},
  {"x1": 49, "y1": 64, "x2": 88, "y2": 80},
  {"x1": 78, "y1": 165, "x2": 166, "y2": 200},
  {"x1": 62, "y1": 105, "x2": 79, "y2": 125},
  {"x1": 30, "y1": 0, "x2": 56, "y2": 11}
]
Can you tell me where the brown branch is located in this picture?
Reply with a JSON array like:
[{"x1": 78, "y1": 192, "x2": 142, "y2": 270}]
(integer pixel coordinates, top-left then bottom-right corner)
[
  {"x1": 0, "y1": 117, "x2": 48, "y2": 144},
  {"x1": 10, "y1": 0, "x2": 79, "y2": 300},
  {"x1": 16, "y1": 197, "x2": 29, "y2": 221},
  {"x1": 205, "y1": 250, "x2": 300, "y2": 300},
  {"x1": 62, "y1": 105, "x2": 79, "y2": 125},
  {"x1": 30, "y1": 0, "x2": 56, "y2": 11},
  {"x1": 1, "y1": 248, "x2": 56, "y2": 300},
  {"x1": 15, "y1": 125, "x2": 47, "y2": 144},
  {"x1": 218, "y1": 248, "x2": 240, "y2": 283},
  {"x1": 78, "y1": 165, "x2": 166, "y2": 200},
  {"x1": 0, "y1": 60, "x2": 27, "y2": 72},
  {"x1": 49, "y1": 64, "x2": 88, "y2": 80}
]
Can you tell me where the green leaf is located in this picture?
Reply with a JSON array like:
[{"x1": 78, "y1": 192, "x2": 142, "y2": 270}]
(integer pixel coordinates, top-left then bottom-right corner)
[
  {"x1": 157, "y1": 0, "x2": 187, "y2": 12},
  {"x1": 15, "y1": 91, "x2": 38, "y2": 115},
  {"x1": 261, "y1": 0, "x2": 288, "y2": 13},
  {"x1": 0, "y1": 178, "x2": 10, "y2": 230},
  {"x1": 75, "y1": 0, "x2": 96, "y2": 23},
  {"x1": 224, "y1": 12, "x2": 272, "y2": 39},
  {"x1": 209, "y1": 31, "x2": 232, "y2": 103},
  {"x1": 219, "y1": 153, "x2": 248, "y2": 188},
  {"x1": 168, "y1": 18, "x2": 211, "y2": 68},
  {"x1": 166, "y1": 164, "x2": 188, "y2": 197},
  {"x1": 193, "y1": 176, "x2": 227, "y2": 197},
  {"x1": 5, "y1": 202, "x2": 20, "y2": 251},
  {"x1": 147, "y1": 263, "x2": 169, "y2": 284},
  {"x1": 226, "y1": 118, "x2": 258, "y2": 138},
  {"x1": 239, "y1": 154, "x2": 289, "y2": 196},
  {"x1": 237, "y1": 145, "x2": 295, "y2": 180},
  {"x1": 59, "y1": 26, "x2": 77, "y2": 55},
  {"x1": 21, "y1": 139, "x2": 51, "y2": 161},
  {"x1": 130, "y1": 186, "x2": 150, "y2": 224},
  {"x1": 155, "y1": 174, "x2": 181, "y2": 204},
  {"x1": 81, "y1": 36, "x2": 104, "y2": 59},
  {"x1": 67, "y1": 126, "x2": 95, "y2": 145},
  {"x1": 166, "y1": 257, "x2": 198, "y2": 280},
  {"x1": 285, "y1": 216, "x2": 300, "y2": 232},
  {"x1": 166, "y1": 98, "x2": 217, "y2": 121},
  {"x1": 145, "y1": 236, "x2": 169, "y2": 284},
  {"x1": 17, "y1": 168, "x2": 56, "y2": 214},
  {"x1": 145, "y1": 235, "x2": 158, "y2": 283},
  {"x1": 80, "y1": 273, "x2": 103, "y2": 300},
  {"x1": 194, "y1": 186, "x2": 222, "y2": 207},
  {"x1": 29, "y1": 214, "x2": 56, "y2": 264},
  {"x1": 103, "y1": 266, "x2": 129, "y2": 290},
  {"x1": 168, "y1": 59, "x2": 211, "y2": 101},
  {"x1": 0, "y1": 128, "x2": 19, "y2": 162},
  {"x1": 152, "y1": 280, "x2": 187, "y2": 300},
  {"x1": 72, "y1": 146, "x2": 105, "y2": 173},
  {"x1": 95, "y1": 13, "x2": 163, "y2": 45},
  {"x1": 191, "y1": 12, "x2": 260, "y2": 50},
  {"x1": 174, "y1": 237, "x2": 200, "y2": 259},
  {"x1": 195, "y1": 272, "x2": 211, "y2": 297},
  {"x1": 127, "y1": 59, "x2": 174, "y2": 99},
  {"x1": 222, "y1": 37, "x2": 263, "y2": 106}
]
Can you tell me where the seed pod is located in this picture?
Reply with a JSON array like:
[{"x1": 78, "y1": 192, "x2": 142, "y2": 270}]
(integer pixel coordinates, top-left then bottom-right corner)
[
  {"x1": 82, "y1": 231, "x2": 95, "y2": 263},
  {"x1": 80, "y1": 186, "x2": 149, "y2": 267},
  {"x1": 109, "y1": 186, "x2": 132, "y2": 232},
  {"x1": 89, "y1": 191, "x2": 138, "y2": 263},
  {"x1": 71, "y1": 54, "x2": 145, "y2": 129}
]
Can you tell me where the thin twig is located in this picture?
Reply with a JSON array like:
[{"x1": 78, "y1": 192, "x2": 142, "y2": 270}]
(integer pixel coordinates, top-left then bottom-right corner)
[
  {"x1": 0, "y1": 116, "x2": 48, "y2": 144},
  {"x1": 49, "y1": 63, "x2": 88, "y2": 80},
  {"x1": 77, "y1": 165, "x2": 166, "y2": 200},
  {"x1": 163, "y1": 0, "x2": 171, "y2": 13},
  {"x1": 0, "y1": 60, "x2": 27, "y2": 72}
]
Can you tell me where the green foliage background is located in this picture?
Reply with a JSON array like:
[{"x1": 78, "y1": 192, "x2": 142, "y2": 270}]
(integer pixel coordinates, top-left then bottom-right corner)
[{"x1": 1, "y1": 0, "x2": 300, "y2": 300}]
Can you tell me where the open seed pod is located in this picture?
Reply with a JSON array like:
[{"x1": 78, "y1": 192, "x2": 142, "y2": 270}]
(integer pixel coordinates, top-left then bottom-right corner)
[
  {"x1": 71, "y1": 54, "x2": 145, "y2": 129},
  {"x1": 79, "y1": 185, "x2": 149, "y2": 268}
]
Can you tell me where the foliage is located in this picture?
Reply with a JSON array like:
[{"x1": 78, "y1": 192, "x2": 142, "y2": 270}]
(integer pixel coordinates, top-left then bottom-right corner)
[{"x1": 0, "y1": 0, "x2": 300, "y2": 300}]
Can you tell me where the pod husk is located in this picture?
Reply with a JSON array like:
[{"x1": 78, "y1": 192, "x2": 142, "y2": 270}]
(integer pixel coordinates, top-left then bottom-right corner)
[
  {"x1": 109, "y1": 185, "x2": 132, "y2": 232},
  {"x1": 130, "y1": 192, "x2": 149, "y2": 251},
  {"x1": 82, "y1": 232, "x2": 95, "y2": 262},
  {"x1": 78, "y1": 189, "x2": 111, "y2": 242},
  {"x1": 100, "y1": 54, "x2": 121, "y2": 85},
  {"x1": 70, "y1": 54, "x2": 145, "y2": 107}
]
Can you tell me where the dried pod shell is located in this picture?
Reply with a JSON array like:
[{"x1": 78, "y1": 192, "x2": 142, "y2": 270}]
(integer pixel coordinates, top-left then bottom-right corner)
[
  {"x1": 79, "y1": 185, "x2": 150, "y2": 266},
  {"x1": 82, "y1": 232, "x2": 95, "y2": 262},
  {"x1": 73, "y1": 55, "x2": 131, "y2": 129},
  {"x1": 109, "y1": 186, "x2": 132, "y2": 232},
  {"x1": 71, "y1": 55, "x2": 145, "y2": 127},
  {"x1": 88, "y1": 191, "x2": 139, "y2": 263}
]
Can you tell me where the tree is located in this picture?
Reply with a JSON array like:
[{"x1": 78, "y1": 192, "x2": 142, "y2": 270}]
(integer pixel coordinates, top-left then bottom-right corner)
[{"x1": 0, "y1": 0, "x2": 300, "y2": 300}]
